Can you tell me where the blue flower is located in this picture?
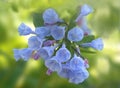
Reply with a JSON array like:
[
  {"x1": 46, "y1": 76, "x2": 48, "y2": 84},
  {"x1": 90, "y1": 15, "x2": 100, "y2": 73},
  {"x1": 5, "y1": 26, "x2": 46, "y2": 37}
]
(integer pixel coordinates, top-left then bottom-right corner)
[
  {"x1": 67, "y1": 27, "x2": 84, "y2": 42},
  {"x1": 81, "y1": 38, "x2": 104, "y2": 50},
  {"x1": 69, "y1": 68, "x2": 89, "y2": 84},
  {"x1": 20, "y1": 48, "x2": 33, "y2": 61},
  {"x1": 28, "y1": 36, "x2": 42, "y2": 50},
  {"x1": 18, "y1": 23, "x2": 33, "y2": 36},
  {"x1": 38, "y1": 46, "x2": 55, "y2": 60},
  {"x1": 43, "y1": 8, "x2": 61, "y2": 24},
  {"x1": 58, "y1": 62, "x2": 73, "y2": 78},
  {"x1": 13, "y1": 48, "x2": 33, "y2": 61},
  {"x1": 90, "y1": 38, "x2": 104, "y2": 50},
  {"x1": 70, "y1": 54, "x2": 85, "y2": 70},
  {"x1": 51, "y1": 26, "x2": 65, "y2": 40},
  {"x1": 35, "y1": 27, "x2": 50, "y2": 39},
  {"x1": 80, "y1": 4, "x2": 93, "y2": 16},
  {"x1": 80, "y1": 17, "x2": 91, "y2": 35},
  {"x1": 45, "y1": 56, "x2": 62, "y2": 72},
  {"x1": 56, "y1": 44, "x2": 71, "y2": 62},
  {"x1": 13, "y1": 49, "x2": 22, "y2": 61}
]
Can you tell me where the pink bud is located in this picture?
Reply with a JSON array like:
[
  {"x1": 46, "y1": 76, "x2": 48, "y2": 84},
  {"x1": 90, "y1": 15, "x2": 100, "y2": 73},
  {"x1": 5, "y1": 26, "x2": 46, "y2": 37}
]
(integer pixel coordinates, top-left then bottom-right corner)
[
  {"x1": 32, "y1": 52, "x2": 40, "y2": 60},
  {"x1": 43, "y1": 40, "x2": 56, "y2": 46},
  {"x1": 84, "y1": 59, "x2": 89, "y2": 68},
  {"x1": 46, "y1": 69, "x2": 53, "y2": 76}
]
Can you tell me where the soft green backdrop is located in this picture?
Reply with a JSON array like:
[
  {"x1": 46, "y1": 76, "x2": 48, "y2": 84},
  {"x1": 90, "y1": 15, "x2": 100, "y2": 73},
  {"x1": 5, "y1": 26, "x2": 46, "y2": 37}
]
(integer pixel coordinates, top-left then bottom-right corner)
[{"x1": 0, "y1": 0, "x2": 120, "y2": 88}]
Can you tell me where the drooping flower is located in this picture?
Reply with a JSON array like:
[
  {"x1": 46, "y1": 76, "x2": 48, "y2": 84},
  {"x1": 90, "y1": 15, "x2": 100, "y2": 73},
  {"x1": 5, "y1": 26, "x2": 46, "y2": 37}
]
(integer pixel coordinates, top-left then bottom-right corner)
[
  {"x1": 18, "y1": 23, "x2": 33, "y2": 36},
  {"x1": 51, "y1": 26, "x2": 65, "y2": 40},
  {"x1": 69, "y1": 68, "x2": 89, "y2": 84},
  {"x1": 13, "y1": 49, "x2": 22, "y2": 61},
  {"x1": 56, "y1": 44, "x2": 71, "y2": 62},
  {"x1": 28, "y1": 36, "x2": 42, "y2": 50},
  {"x1": 13, "y1": 48, "x2": 33, "y2": 61},
  {"x1": 35, "y1": 27, "x2": 50, "y2": 39},
  {"x1": 38, "y1": 46, "x2": 55, "y2": 60},
  {"x1": 43, "y1": 8, "x2": 61, "y2": 24},
  {"x1": 81, "y1": 38, "x2": 104, "y2": 50},
  {"x1": 45, "y1": 56, "x2": 62, "y2": 72},
  {"x1": 67, "y1": 27, "x2": 84, "y2": 42},
  {"x1": 78, "y1": 17, "x2": 92, "y2": 35},
  {"x1": 80, "y1": 4, "x2": 93, "y2": 16},
  {"x1": 70, "y1": 54, "x2": 85, "y2": 70},
  {"x1": 58, "y1": 62, "x2": 73, "y2": 78}
]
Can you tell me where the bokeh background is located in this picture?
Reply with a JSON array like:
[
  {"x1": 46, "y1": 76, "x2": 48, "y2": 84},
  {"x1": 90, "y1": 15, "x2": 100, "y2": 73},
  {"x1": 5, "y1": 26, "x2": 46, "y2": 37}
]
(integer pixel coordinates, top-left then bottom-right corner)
[{"x1": 0, "y1": 0, "x2": 120, "y2": 88}]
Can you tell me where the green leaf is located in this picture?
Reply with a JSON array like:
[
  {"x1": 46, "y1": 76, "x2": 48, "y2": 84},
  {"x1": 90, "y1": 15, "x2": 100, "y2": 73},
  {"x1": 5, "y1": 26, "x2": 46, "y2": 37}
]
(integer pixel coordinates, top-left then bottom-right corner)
[
  {"x1": 76, "y1": 35, "x2": 95, "y2": 45},
  {"x1": 80, "y1": 47, "x2": 96, "y2": 54},
  {"x1": 32, "y1": 12, "x2": 44, "y2": 27}
]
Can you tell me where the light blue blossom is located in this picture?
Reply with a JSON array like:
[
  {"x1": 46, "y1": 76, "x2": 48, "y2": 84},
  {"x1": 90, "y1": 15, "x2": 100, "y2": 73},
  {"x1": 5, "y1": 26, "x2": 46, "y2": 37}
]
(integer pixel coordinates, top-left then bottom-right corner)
[
  {"x1": 70, "y1": 54, "x2": 85, "y2": 70},
  {"x1": 69, "y1": 68, "x2": 89, "y2": 84},
  {"x1": 28, "y1": 36, "x2": 42, "y2": 50},
  {"x1": 43, "y1": 8, "x2": 60, "y2": 24},
  {"x1": 51, "y1": 26, "x2": 65, "y2": 40},
  {"x1": 20, "y1": 48, "x2": 33, "y2": 61},
  {"x1": 38, "y1": 46, "x2": 55, "y2": 60},
  {"x1": 90, "y1": 38, "x2": 104, "y2": 50},
  {"x1": 81, "y1": 38, "x2": 104, "y2": 50},
  {"x1": 56, "y1": 44, "x2": 71, "y2": 62},
  {"x1": 35, "y1": 27, "x2": 50, "y2": 39},
  {"x1": 13, "y1": 48, "x2": 33, "y2": 61},
  {"x1": 75, "y1": 4, "x2": 93, "y2": 25},
  {"x1": 80, "y1": 4, "x2": 93, "y2": 16},
  {"x1": 13, "y1": 49, "x2": 21, "y2": 61},
  {"x1": 18, "y1": 23, "x2": 33, "y2": 36},
  {"x1": 58, "y1": 62, "x2": 73, "y2": 78},
  {"x1": 45, "y1": 56, "x2": 62, "y2": 72},
  {"x1": 80, "y1": 17, "x2": 91, "y2": 35},
  {"x1": 67, "y1": 27, "x2": 84, "y2": 42}
]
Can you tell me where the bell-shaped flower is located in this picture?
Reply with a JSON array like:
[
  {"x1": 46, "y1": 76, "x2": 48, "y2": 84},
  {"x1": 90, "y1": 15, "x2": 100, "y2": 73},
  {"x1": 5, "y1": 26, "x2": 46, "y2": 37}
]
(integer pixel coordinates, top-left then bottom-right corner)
[
  {"x1": 56, "y1": 44, "x2": 71, "y2": 62},
  {"x1": 69, "y1": 68, "x2": 89, "y2": 84},
  {"x1": 45, "y1": 56, "x2": 62, "y2": 72},
  {"x1": 38, "y1": 46, "x2": 55, "y2": 60},
  {"x1": 90, "y1": 38, "x2": 104, "y2": 50},
  {"x1": 67, "y1": 27, "x2": 84, "y2": 42},
  {"x1": 58, "y1": 62, "x2": 73, "y2": 78},
  {"x1": 80, "y1": 4, "x2": 93, "y2": 16},
  {"x1": 51, "y1": 26, "x2": 65, "y2": 40},
  {"x1": 13, "y1": 48, "x2": 33, "y2": 61},
  {"x1": 20, "y1": 48, "x2": 33, "y2": 61},
  {"x1": 18, "y1": 23, "x2": 33, "y2": 36},
  {"x1": 81, "y1": 38, "x2": 104, "y2": 50},
  {"x1": 43, "y1": 8, "x2": 61, "y2": 24},
  {"x1": 28, "y1": 36, "x2": 42, "y2": 50},
  {"x1": 79, "y1": 17, "x2": 91, "y2": 35},
  {"x1": 70, "y1": 54, "x2": 85, "y2": 70},
  {"x1": 35, "y1": 27, "x2": 50, "y2": 39},
  {"x1": 13, "y1": 49, "x2": 22, "y2": 61}
]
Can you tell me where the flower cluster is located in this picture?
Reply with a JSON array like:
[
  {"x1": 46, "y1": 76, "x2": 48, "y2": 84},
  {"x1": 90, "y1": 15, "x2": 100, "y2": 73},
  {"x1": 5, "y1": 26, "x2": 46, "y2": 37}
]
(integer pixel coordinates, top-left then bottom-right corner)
[{"x1": 13, "y1": 4, "x2": 104, "y2": 84}]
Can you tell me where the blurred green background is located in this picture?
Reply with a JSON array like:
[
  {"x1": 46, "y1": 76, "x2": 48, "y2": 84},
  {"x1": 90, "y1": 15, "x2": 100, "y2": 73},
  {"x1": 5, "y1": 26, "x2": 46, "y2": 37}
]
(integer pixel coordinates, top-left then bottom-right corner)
[{"x1": 0, "y1": 0, "x2": 120, "y2": 88}]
